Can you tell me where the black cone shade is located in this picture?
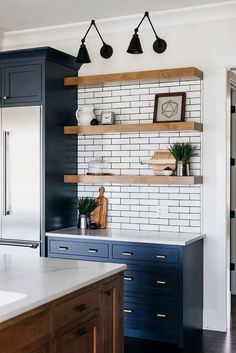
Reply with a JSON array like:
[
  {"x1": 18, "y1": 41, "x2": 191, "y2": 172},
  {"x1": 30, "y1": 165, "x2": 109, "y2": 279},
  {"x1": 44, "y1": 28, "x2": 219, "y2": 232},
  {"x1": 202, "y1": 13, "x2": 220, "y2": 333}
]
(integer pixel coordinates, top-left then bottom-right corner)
[
  {"x1": 100, "y1": 44, "x2": 113, "y2": 59},
  {"x1": 153, "y1": 38, "x2": 167, "y2": 54},
  {"x1": 127, "y1": 33, "x2": 143, "y2": 54},
  {"x1": 76, "y1": 43, "x2": 91, "y2": 64}
]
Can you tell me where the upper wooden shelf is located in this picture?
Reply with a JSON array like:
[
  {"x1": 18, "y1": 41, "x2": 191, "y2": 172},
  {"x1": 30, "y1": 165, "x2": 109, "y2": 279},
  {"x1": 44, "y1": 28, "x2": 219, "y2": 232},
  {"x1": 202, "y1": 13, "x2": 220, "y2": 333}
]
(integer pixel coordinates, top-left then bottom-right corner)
[
  {"x1": 64, "y1": 122, "x2": 203, "y2": 135},
  {"x1": 64, "y1": 67, "x2": 203, "y2": 86},
  {"x1": 64, "y1": 175, "x2": 203, "y2": 185}
]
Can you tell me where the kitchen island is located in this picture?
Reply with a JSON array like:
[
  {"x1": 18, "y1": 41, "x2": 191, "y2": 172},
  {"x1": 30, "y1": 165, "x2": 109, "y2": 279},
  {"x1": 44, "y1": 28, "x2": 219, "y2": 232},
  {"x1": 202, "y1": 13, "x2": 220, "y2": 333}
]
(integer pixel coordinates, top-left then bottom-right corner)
[{"x1": 0, "y1": 253, "x2": 126, "y2": 353}]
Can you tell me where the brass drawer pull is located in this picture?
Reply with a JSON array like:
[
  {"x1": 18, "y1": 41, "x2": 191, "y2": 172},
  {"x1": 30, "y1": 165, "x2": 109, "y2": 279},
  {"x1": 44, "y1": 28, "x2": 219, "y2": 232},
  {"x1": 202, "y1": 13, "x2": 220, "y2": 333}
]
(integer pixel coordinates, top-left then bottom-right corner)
[
  {"x1": 75, "y1": 304, "x2": 87, "y2": 312},
  {"x1": 156, "y1": 254, "x2": 166, "y2": 259},
  {"x1": 76, "y1": 328, "x2": 87, "y2": 336},
  {"x1": 156, "y1": 280, "x2": 166, "y2": 285},
  {"x1": 59, "y1": 246, "x2": 69, "y2": 251},
  {"x1": 122, "y1": 251, "x2": 133, "y2": 256},
  {"x1": 88, "y1": 248, "x2": 98, "y2": 253},
  {"x1": 157, "y1": 313, "x2": 166, "y2": 319},
  {"x1": 124, "y1": 276, "x2": 134, "y2": 281},
  {"x1": 124, "y1": 309, "x2": 133, "y2": 313}
]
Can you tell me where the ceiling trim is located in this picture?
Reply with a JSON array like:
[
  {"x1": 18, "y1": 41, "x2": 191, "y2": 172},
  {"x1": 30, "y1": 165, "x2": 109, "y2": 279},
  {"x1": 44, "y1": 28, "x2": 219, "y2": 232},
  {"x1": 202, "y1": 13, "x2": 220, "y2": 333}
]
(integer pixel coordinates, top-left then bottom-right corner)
[{"x1": 2, "y1": 1, "x2": 236, "y2": 50}]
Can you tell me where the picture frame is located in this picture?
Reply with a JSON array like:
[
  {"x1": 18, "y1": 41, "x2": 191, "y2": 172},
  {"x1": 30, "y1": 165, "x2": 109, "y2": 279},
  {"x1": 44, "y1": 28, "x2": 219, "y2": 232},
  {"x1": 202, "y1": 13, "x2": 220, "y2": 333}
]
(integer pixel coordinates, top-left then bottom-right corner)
[{"x1": 153, "y1": 92, "x2": 186, "y2": 123}]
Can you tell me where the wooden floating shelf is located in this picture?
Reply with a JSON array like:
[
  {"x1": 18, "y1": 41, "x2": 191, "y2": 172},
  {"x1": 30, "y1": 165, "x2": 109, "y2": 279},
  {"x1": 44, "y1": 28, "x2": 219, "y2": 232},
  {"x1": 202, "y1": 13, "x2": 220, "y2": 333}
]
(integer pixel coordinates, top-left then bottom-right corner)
[
  {"x1": 64, "y1": 175, "x2": 203, "y2": 185},
  {"x1": 64, "y1": 122, "x2": 203, "y2": 135},
  {"x1": 64, "y1": 67, "x2": 203, "y2": 86}
]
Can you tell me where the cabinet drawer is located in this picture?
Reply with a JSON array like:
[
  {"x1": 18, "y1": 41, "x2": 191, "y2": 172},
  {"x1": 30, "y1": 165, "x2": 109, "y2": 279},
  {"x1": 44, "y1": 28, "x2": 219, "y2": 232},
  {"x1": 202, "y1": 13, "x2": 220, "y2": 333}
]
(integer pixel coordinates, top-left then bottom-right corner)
[
  {"x1": 49, "y1": 239, "x2": 109, "y2": 259},
  {"x1": 123, "y1": 300, "x2": 178, "y2": 330},
  {"x1": 112, "y1": 244, "x2": 178, "y2": 264},
  {"x1": 124, "y1": 269, "x2": 178, "y2": 296},
  {"x1": 55, "y1": 287, "x2": 99, "y2": 330}
]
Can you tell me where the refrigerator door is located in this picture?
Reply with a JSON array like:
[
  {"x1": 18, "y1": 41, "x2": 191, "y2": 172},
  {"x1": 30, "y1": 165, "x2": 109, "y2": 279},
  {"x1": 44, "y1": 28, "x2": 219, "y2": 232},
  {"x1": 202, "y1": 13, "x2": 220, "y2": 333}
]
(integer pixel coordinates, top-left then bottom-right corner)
[{"x1": 1, "y1": 106, "x2": 41, "y2": 241}]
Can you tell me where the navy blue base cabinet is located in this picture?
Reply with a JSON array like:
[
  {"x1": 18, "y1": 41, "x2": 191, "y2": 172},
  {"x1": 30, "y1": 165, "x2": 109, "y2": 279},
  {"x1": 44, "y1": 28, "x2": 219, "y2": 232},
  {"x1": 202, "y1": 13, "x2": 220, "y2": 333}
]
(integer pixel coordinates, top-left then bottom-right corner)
[{"x1": 47, "y1": 236, "x2": 203, "y2": 348}]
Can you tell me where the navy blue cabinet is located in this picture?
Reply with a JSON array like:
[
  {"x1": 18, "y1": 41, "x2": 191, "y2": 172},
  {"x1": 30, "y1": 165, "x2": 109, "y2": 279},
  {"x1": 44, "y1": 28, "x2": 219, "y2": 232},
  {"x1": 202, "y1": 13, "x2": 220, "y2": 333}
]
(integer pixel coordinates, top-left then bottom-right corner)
[
  {"x1": 4, "y1": 64, "x2": 42, "y2": 104},
  {"x1": 47, "y1": 236, "x2": 203, "y2": 348}
]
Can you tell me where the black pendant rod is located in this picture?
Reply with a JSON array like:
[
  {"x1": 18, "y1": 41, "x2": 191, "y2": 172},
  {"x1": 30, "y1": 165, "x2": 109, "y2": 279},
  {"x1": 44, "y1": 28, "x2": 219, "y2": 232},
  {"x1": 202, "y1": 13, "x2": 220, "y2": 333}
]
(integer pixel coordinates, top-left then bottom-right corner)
[
  {"x1": 134, "y1": 12, "x2": 147, "y2": 32},
  {"x1": 92, "y1": 21, "x2": 106, "y2": 44},
  {"x1": 81, "y1": 21, "x2": 93, "y2": 43},
  {"x1": 135, "y1": 11, "x2": 160, "y2": 39},
  {"x1": 81, "y1": 20, "x2": 105, "y2": 44}
]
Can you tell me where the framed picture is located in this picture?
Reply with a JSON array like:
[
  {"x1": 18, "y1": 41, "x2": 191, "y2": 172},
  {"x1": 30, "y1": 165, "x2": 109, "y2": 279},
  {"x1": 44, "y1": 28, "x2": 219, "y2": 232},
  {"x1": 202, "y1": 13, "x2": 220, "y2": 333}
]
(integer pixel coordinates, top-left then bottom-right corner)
[{"x1": 153, "y1": 92, "x2": 186, "y2": 123}]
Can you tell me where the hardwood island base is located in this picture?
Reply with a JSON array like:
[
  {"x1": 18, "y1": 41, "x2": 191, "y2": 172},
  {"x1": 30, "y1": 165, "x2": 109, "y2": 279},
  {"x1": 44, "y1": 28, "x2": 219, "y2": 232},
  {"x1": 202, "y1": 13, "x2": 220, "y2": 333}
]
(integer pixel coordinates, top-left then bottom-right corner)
[{"x1": 0, "y1": 273, "x2": 124, "y2": 353}]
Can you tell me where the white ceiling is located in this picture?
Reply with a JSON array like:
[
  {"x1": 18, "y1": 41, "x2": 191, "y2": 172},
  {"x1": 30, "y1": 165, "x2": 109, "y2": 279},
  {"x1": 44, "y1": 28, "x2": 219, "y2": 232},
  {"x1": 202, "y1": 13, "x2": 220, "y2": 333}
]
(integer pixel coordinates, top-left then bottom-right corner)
[{"x1": 0, "y1": 0, "x2": 234, "y2": 32}]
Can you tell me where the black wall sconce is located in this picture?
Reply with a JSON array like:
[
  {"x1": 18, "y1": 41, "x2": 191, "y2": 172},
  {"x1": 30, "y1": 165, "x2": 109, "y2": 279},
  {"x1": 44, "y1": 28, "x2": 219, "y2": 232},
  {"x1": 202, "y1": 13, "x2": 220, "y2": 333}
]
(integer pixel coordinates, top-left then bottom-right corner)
[
  {"x1": 76, "y1": 20, "x2": 113, "y2": 64},
  {"x1": 127, "y1": 11, "x2": 167, "y2": 55}
]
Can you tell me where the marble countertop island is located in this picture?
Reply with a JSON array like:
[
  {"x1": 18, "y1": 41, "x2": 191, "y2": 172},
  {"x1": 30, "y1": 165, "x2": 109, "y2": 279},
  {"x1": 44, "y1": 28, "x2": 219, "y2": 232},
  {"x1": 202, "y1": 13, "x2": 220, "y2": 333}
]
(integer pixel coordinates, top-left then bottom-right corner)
[
  {"x1": 0, "y1": 253, "x2": 126, "y2": 323},
  {"x1": 46, "y1": 227, "x2": 205, "y2": 246}
]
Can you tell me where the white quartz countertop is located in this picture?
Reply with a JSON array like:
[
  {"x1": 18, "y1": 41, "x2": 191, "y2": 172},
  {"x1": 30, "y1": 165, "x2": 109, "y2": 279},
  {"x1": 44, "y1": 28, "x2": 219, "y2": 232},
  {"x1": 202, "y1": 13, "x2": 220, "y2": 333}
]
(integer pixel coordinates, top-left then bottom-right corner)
[
  {"x1": 46, "y1": 227, "x2": 205, "y2": 246},
  {"x1": 0, "y1": 253, "x2": 126, "y2": 323}
]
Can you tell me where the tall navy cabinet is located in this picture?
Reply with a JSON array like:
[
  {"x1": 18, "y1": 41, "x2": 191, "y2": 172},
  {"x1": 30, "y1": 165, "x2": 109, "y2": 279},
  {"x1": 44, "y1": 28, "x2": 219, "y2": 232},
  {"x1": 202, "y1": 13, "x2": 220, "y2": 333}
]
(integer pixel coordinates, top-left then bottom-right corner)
[{"x1": 0, "y1": 47, "x2": 79, "y2": 254}]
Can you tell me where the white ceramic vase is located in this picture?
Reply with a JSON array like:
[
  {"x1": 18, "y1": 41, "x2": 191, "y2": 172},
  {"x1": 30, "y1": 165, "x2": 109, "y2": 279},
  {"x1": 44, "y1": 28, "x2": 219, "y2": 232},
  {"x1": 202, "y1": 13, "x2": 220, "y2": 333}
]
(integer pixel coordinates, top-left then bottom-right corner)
[{"x1": 76, "y1": 106, "x2": 96, "y2": 126}]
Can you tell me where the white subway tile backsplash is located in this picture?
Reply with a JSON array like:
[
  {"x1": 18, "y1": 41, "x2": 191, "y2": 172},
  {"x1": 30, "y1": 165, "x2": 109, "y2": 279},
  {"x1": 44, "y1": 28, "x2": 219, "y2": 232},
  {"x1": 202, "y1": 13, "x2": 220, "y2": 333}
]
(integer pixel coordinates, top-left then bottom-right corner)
[{"x1": 77, "y1": 78, "x2": 202, "y2": 233}]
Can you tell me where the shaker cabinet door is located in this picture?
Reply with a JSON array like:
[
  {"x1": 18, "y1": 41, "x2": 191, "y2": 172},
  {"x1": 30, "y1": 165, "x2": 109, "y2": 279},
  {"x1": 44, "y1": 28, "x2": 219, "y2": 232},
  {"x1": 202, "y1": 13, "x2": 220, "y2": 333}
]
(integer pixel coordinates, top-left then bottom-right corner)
[
  {"x1": 55, "y1": 317, "x2": 100, "y2": 353},
  {"x1": 4, "y1": 64, "x2": 42, "y2": 105}
]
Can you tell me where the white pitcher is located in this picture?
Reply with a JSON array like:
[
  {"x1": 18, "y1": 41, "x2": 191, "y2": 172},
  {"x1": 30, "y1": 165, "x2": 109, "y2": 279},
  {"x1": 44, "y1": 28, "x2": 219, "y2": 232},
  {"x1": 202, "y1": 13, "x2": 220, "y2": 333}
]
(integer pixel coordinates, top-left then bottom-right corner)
[{"x1": 76, "y1": 105, "x2": 96, "y2": 126}]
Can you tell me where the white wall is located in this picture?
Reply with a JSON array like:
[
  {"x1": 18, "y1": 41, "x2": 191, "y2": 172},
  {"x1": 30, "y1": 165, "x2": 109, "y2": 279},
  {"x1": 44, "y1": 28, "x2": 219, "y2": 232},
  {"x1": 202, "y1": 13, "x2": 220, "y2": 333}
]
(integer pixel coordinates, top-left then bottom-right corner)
[{"x1": 3, "y1": 2, "x2": 236, "y2": 331}]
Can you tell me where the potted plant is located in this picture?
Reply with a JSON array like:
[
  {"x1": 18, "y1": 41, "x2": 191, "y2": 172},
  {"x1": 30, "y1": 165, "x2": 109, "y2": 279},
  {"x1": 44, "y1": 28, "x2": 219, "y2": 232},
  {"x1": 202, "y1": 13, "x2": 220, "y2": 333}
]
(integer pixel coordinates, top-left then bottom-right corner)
[
  {"x1": 76, "y1": 197, "x2": 99, "y2": 229},
  {"x1": 168, "y1": 142, "x2": 198, "y2": 176}
]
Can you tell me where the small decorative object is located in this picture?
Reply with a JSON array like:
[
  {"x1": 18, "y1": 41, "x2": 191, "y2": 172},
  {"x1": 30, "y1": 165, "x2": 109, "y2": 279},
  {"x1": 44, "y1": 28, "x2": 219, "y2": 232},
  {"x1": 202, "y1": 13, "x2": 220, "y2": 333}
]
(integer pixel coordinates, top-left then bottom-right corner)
[
  {"x1": 101, "y1": 111, "x2": 115, "y2": 125},
  {"x1": 92, "y1": 186, "x2": 108, "y2": 229},
  {"x1": 91, "y1": 118, "x2": 99, "y2": 125},
  {"x1": 76, "y1": 197, "x2": 99, "y2": 230},
  {"x1": 76, "y1": 105, "x2": 96, "y2": 125},
  {"x1": 168, "y1": 142, "x2": 198, "y2": 176},
  {"x1": 127, "y1": 11, "x2": 167, "y2": 55},
  {"x1": 163, "y1": 167, "x2": 174, "y2": 176},
  {"x1": 141, "y1": 150, "x2": 175, "y2": 175},
  {"x1": 87, "y1": 157, "x2": 109, "y2": 175},
  {"x1": 76, "y1": 20, "x2": 113, "y2": 64},
  {"x1": 153, "y1": 92, "x2": 186, "y2": 123},
  {"x1": 90, "y1": 222, "x2": 98, "y2": 230}
]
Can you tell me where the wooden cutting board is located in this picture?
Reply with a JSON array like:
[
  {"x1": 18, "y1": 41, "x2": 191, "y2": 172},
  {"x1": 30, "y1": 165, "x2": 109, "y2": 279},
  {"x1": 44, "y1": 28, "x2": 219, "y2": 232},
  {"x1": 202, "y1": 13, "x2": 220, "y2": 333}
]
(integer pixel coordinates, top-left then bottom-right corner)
[{"x1": 92, "y1": 186, "x2": 108, "y2": 229}]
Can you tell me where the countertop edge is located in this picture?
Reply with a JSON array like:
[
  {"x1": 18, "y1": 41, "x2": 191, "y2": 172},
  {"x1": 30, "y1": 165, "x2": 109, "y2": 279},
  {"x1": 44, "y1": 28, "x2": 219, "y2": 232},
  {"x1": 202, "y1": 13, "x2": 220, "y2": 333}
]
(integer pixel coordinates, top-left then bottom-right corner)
[
  {"x1": 0, "y1": 263, "x2": 126, "y2": 324},
  {"x1": 46, "y1": 230, "x2": 205, "y2": 246}
]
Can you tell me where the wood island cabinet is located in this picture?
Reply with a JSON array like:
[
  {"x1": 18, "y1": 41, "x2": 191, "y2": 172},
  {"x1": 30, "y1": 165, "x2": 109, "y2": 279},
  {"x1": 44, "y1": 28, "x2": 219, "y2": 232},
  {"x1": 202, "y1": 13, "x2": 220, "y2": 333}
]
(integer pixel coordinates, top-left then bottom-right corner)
[
  {"x1": 0, "y1": 273, "x2": 124, "y2": 353},
  {"x1": 102, "y1": 278, "x2": 124, "y2": 353}
]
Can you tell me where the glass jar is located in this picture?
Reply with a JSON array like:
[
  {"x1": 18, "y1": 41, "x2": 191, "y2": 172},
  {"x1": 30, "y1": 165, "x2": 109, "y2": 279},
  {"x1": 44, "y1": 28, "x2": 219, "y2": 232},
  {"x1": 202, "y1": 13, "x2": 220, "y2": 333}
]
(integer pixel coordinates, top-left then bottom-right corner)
[{"x1": 87, "y1": 157, "x2": 108, "y2": 175}]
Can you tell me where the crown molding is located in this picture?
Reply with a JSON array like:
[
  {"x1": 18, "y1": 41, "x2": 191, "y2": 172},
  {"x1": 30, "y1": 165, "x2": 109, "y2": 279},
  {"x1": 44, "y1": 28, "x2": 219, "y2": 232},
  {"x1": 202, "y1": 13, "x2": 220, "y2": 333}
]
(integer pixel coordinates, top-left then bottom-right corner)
[{"x1": 2, "y1": 1, "x2": 236, "y2": 50}]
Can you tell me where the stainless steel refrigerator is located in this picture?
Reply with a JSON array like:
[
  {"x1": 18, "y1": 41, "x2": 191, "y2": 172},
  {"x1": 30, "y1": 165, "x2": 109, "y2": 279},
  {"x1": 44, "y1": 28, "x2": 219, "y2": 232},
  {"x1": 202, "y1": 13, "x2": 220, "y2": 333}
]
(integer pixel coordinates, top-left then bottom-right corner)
[{"x1": 0, "y1": 106, "x2": 41, "y2": 255}]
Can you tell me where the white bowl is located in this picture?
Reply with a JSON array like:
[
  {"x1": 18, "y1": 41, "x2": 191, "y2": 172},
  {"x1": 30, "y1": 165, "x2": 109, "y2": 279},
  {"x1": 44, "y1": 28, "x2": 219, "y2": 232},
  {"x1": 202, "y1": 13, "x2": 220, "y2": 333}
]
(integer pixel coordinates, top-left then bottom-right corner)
[{"x1": 163, "y1": 169, "x2": 173, "y2": 176}]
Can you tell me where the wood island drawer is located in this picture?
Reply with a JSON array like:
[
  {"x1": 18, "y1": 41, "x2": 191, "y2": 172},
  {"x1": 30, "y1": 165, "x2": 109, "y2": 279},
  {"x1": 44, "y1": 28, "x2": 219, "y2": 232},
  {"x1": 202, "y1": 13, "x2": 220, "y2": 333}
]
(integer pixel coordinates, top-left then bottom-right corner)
[
  {"x1": 124, "y1": 269, "x2": 179, "y2": 296},
  {"x1": 55, "y1": 287, "x2": 100, "y2": 329},
  {"x1": 49, "y1": 239, "x2": 109, "y2": 259},
  {"x1": 112, "y1": 244, "x2": 179, "y2": 264}
]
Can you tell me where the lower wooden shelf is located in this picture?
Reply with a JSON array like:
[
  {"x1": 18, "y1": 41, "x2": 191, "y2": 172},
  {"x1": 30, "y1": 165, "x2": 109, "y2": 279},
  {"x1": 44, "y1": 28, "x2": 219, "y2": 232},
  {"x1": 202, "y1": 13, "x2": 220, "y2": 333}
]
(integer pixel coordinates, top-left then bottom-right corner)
[{"x1": 64, "y1": 175, "x2": 203, "y2": 185}]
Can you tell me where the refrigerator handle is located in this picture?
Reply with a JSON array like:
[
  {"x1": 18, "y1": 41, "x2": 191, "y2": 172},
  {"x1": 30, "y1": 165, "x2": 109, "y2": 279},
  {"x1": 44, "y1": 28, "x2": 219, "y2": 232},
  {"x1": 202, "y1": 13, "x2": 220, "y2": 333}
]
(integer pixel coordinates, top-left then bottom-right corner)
[
  {"x1": 2, "y1": 131, "x2": 10, "y2": 216},
  {"x1": 0, "y1": 239, "x2": 39, "y2": 249}
]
